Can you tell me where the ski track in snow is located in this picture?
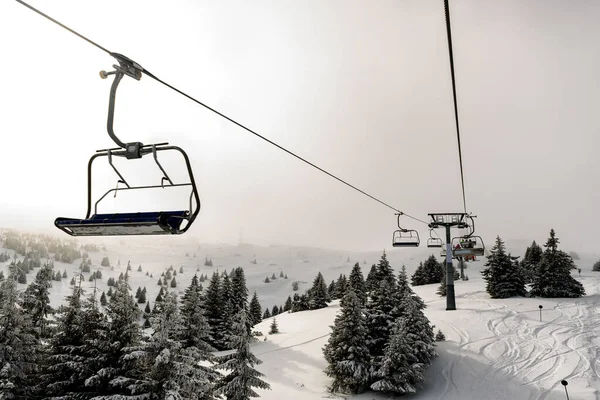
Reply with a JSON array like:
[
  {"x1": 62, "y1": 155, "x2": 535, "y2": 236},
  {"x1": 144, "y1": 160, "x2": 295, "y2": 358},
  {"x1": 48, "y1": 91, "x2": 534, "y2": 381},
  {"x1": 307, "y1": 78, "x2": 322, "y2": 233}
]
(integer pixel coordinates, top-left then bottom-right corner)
[{"x1": 437, "y1": 289, "x2": 600, "y2": 400}]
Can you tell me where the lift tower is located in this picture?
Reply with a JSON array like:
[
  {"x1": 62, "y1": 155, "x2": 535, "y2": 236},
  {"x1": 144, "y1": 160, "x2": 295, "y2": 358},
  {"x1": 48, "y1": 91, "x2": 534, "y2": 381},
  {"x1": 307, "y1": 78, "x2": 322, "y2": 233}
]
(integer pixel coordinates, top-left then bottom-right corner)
[{"x1": 428, "y1": 213, "x2": 470, "y2": 310}]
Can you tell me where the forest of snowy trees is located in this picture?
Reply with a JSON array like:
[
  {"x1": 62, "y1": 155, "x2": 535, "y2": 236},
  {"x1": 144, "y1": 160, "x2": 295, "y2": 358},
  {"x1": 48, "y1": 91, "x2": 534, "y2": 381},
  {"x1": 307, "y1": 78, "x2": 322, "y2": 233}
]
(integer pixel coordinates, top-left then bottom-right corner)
[
  {"x1": 322, "y1": 252, "x2": 436, "y2": 396},
  {"x1": 0, "y1": 261, "x2": 270, "y2": 399}
]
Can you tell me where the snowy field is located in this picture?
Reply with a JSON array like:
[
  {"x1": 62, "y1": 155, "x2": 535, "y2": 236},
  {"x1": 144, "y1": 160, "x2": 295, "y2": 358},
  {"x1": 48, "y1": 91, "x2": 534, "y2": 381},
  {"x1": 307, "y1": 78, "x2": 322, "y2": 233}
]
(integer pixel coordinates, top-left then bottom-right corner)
[{"x1": 1, "y1": 232, "x2": 599, "y2": 400}]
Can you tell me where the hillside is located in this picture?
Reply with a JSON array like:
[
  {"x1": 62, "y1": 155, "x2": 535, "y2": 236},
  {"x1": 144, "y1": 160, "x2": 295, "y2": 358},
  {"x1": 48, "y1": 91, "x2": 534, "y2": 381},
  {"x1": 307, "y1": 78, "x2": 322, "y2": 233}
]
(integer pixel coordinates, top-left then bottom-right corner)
[{"x1": 1, "y1": 231, "x2": 598, "y2": 399}]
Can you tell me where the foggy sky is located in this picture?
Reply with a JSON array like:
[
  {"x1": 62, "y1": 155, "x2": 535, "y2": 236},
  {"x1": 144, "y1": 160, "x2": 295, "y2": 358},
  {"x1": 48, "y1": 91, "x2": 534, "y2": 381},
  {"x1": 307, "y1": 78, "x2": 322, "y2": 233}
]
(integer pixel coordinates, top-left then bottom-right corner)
[{"x1": 1, "y1": 0, "x2": 598, "y2": 253}]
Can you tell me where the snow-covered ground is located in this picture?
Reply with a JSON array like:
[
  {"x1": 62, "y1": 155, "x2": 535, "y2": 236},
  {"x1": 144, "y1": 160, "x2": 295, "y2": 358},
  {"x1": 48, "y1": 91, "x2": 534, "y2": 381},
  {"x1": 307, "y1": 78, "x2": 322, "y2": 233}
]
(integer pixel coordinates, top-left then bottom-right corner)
[{"x1": 1, "y1": 232, "x2": 598, "y2": 400}]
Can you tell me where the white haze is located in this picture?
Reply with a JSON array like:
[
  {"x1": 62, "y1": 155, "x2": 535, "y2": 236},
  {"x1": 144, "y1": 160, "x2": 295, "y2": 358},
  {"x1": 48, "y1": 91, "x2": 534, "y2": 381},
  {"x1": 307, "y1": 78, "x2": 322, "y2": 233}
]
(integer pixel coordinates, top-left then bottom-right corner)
[{"x1": 0, "y1": 0, "x2": 598, "y2": 253}]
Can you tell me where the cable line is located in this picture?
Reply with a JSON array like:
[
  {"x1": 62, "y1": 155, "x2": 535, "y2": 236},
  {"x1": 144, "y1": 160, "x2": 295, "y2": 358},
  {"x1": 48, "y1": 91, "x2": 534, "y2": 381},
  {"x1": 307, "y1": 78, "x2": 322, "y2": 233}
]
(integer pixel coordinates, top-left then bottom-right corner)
[
  {"x1": 443, "y1": 0, "x2": 468, "y2": 214},
  {"x1": 15, "y1": 0, "x2": 431, "y2": 226}
]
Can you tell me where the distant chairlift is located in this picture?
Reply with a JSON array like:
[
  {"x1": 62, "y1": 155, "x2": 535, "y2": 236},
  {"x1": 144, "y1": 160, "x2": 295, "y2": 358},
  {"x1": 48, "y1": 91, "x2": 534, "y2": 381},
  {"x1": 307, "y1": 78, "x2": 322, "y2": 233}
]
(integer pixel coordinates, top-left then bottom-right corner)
[
  {"x1": 54, "y1": 54, "x2": 200, "y2": 236},
  {"x1": 392, "y1": 213, "x2": 420, "y2": 247},
  {"x1": 450, "y1": 216, "x2": 485, "y2": 258},
  {"x1": 427, "y1": 229, "x2": 443, "y2": 248}
]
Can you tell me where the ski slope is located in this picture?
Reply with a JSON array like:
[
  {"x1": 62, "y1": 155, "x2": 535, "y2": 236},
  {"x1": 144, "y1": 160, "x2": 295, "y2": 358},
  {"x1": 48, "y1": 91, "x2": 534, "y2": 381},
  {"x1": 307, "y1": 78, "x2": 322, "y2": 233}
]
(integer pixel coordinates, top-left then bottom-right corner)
[{"x1": 1, "y1": 232, "x2": 599, "y2": 399}]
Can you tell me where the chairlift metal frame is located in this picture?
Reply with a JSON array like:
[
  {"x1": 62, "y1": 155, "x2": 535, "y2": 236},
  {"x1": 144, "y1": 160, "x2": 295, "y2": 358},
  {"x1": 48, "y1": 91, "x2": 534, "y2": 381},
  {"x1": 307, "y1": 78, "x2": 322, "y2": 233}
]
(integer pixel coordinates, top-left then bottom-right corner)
[
  {"x1": 427, "y1": 229, "x2": 443, "y2": 248},
  {"x1": 392, "y1": 213, "x2": 420, "y2": 248},
  {"x1": 55, "y1": 54, "x2": 200, "y2": 236}
]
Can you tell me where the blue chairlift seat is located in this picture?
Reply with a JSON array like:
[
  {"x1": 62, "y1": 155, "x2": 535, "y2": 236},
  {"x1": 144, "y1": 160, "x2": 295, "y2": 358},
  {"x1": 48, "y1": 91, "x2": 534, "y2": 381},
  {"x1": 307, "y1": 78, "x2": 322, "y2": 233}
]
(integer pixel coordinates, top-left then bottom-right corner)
[{"x1": 55, "y1": 210, "x2": 190, "y2": 236}]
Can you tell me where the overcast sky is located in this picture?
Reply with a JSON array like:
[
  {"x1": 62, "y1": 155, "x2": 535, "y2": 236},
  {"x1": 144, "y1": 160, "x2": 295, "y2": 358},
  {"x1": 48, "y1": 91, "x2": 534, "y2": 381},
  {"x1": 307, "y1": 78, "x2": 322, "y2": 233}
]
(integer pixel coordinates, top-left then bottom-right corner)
[{"x1": 1, "y1": 0, "x2": 598, "y2": 253}]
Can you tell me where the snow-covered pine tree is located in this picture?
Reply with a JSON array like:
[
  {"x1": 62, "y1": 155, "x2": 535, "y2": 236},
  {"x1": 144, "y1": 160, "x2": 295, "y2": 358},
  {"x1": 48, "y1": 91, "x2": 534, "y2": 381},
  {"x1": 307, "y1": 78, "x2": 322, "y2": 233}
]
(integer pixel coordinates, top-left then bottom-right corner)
[
  {"x1": 365, "y1": 279, "x2": 400, "y2": 373},
  {"x1": 269, "y1": 317, "x2": 279, "y2": 334},
  {"x1": 231, "y1": 267, "x2": 249, "y2": 320},
  {"x1": 334, "y1": 274, "x2": 348, "y2": 299},
  {"x1": 180, "y1": 275, "x2": 214, "y2": 355},
  {"x1": 521, "y1": 240, "x2": 543, "y2": 283},
  {"x1": 263, "y1": 308, "x2": 271, "y2": 319},
  {"x1": 213, "y1": 310, "x2": 270, "y2": 399},
  {"x1": 435, "y1": 329, "x2": 446, "y2": 341},
  {"x1": 322, "y1": 290, "x2": 370, "y2": 394},
  {"x1": 249, "y1": 292, "x2": 263, "y2": 326},
  {"x1": 436, "y1": 274, "x2": 446, "y2": 297},
  {"x1": 530, "y1": 229, "x2": 585, "y2": 298},
  {"x1": 205, "y1": 272, "x2": 225, "y2": 349},
  {"x1": 0, "y1": 273, "x2": 41, "y2": 399},
  {"x1": 396, "y1": 265, "x2": 425, "y2": 311},
  {"x1": 283, "y1": 295, "x2": 292, "y2": 312},
  {"x1": 375, "y1": 251, "x2": 395, "y2": 285},
  {"x1": 410, "y1": 262, "x2": 426, "y2": 286},
  {"x1": 219, "y1": 273, "x2": 235, "y2": 349},
  {"x1": 116, "y1": 290, "x2": 218, "y2": 399},
  {"x1": 481, "y1": 236, "x2": 526, "y2": 298},
  {"x1": 308, "y1": 272, "x2": 329, "y2": 310},
  {"x1": 83, "y1": 277, "x2": 141, "y2": 397},
  {"x1": 328, "y1": 279, "x2": 337, "y2": 299},
  {"x1": 365, "y1": 264, "x2": 378, "y2": 293},
  {"x1": 370, "y1": 318, "x2": 425, "y2": 395},
  {"x1": 42, "y1": 285, "x2": 86, "y2": 397},
  {"x1": 348, "y1": 263, "x2": 366, "y2": 306},
  {"x1": 21, "y1": 261, "x2": 55, "y2": 339}
]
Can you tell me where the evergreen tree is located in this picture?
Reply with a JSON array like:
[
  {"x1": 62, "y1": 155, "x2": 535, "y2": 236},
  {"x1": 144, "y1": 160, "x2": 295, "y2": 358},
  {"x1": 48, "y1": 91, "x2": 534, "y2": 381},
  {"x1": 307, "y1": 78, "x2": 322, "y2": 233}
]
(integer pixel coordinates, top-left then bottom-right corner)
[
  {"x1": 263, "y1": 308, "x2": 271, "y2": 319},
  {"x1": 269, "y1": 317, "x2": 279, "y2": 334},
  {"x1": 0, "y1": 275, "x2": 40, "y2": 399},
  {"x1": 84, "y1": 277, "x2": 142, "y2": 397},
  {"x1": 279, "y1": 271, "x2": 284, "y2": 278},
  {"x1": 42, "y1": 285, "x2": 86, "y2": 397},
  {"x1": 115, "y1": 290, "x2": 218, "y2": 399},
  {"x1": 171, "y1": 277, "x2": 177, "y2": 288},
  {"x1": 309, "y1": 272, "x2": 329, "y2": 310},
  {"x1": 144, "y1": 301, "x2": 151, "y2": 315},
  {"x1": 180, "y1": 276, "x2": 214, "y2": 355},
  {"x1": 22, "y1": 261, "x2": 54, "y2": 338},
  {"x1": 334, "y1": 274, "x2": 348, "y2": 299},
  {"x1": 412, "y1": 255, "x2": 444, "y2": 286},
  {"x1": 397, "y1": 265, "x2": 426, "y2": 311},
  {"x1": 365, "y1": 264, "x2": 378, "y2": 292},
  {"x1": 530, "y1": 229, "x2": 585, "y2": 298},
  {"x1": 436, "y1": 274, "x2": 446, "y2": 297},
  {"x1": 521, "y1": 240, "x2": 543, "y2": 283},
  {"x1": 435, "y1": 329, "x2": 446, "y2": 341},
  {"x1": 213, "y1": 310, "x2": 271, "y2": 399},
  {"x1": 249, "y1": 292, "x2": 263, "y2": 326},
  {"x1": 593, "y1": 260, "x2": 600, "y2": 272},
  {"x1": 365, "y1": 279, "x2": 399, "y2": 371},
  {"x1": 219, "y1": 274, "x2": 235, "y2": 348},
  {"x1": 204, "y1": 272, "x2": 224, "y2": 348},
  {"x1": 481, "y1": 236, "x2": 527, "y2": 298},
  {"x1": 323, "y1": 290, "x2": 370, "y2": 394},
  {"x1": 62, "y1": 269, "x2": 68, "y2": 279},
  {"x1": 283, "y1": 295, "x2": 292, "y2": 312},
  {"x1": 370, "y1": 317, "x2": 427, "y2": 395},
  {"x1": 107, "y1": 286, "x2": 114, "y2": 297},
  {"x1": 328, "y1": 279, "x2": 337, "y2": 299},
  {"x1": 100, "y1": 291, "x2": 107, "y2": 306},
  {"x1": 348, "y1": 263, "x2": 367, "y2": 306},
  {"x1": 271, "y1": 305, "x2": 279, "y2": 316},
  {"x1": 231, "y1": 267, "x2": 249, "y2": 317},
  {"x1": 138, "y1": 288, "x2": 147, "y2": 303},
  {"x1": 135, "y1": 286, "x2": 142, "y2": 299},
  {"x1": 375, "y1": 251, "x2": 395, "y2": 285}
]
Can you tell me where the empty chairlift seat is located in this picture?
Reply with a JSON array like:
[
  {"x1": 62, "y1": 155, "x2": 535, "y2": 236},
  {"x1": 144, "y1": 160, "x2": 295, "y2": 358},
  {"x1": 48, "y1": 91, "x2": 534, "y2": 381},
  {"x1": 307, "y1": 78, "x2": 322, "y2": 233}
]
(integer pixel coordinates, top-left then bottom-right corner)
[{"x1": 55, "y1": 210, "x2": 191, "y2": 236}]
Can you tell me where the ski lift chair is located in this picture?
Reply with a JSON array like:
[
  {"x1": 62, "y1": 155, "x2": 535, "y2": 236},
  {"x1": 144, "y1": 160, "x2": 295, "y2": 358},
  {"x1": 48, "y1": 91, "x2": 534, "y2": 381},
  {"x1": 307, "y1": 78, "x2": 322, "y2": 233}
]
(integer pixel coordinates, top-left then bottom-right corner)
[
  {"x1": 55, "y1": 54, "x2": 200, "y2": 236},
  {"x1": 427, "y1": 229, "x2": 443, "y2": 248},
  {"x1": 392, "y1": 213, "x2": 420, "y2": 247},
  {"x1": 451, "y1": 236, "x2": 485, "y2": 257}
]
